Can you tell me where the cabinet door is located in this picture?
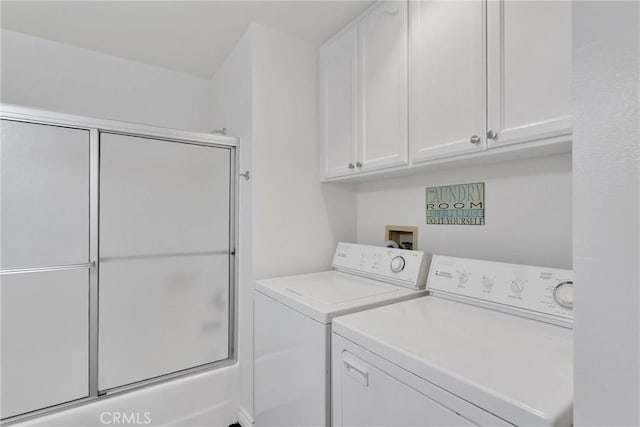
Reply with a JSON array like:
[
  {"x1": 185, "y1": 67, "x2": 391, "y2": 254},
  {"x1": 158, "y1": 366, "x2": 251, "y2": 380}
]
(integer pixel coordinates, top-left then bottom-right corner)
[
  {"x1": 320, "y1": 26, "x2": 358, "y2": 179},
  {"x1": 357, "y1": 0, "x2": 408, "y2": 172},
  {"x1": 410, "y1": 0, "x2": 486, "y2": 162},
  {"x1": 487, "y1": 0, "x2": 572, "y2": 147},
  {"x1": 0, "y1": 120, "x2": 89, "y2": 269}
]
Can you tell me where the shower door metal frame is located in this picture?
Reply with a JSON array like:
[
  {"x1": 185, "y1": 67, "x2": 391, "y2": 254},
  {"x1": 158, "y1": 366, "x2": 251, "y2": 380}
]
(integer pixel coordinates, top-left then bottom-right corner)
[{"x1": 0, "y1": 104, "x2": 240, "y2": 425}]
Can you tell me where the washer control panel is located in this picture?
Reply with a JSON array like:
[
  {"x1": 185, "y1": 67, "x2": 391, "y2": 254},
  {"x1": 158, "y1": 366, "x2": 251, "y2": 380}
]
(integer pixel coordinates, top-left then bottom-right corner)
[
  {"x1": 427, "y1": 255, "x2": 574, "y2": 320},
  {"x1": 332, "y1": 242, "x2": 430, "y2": 289}
]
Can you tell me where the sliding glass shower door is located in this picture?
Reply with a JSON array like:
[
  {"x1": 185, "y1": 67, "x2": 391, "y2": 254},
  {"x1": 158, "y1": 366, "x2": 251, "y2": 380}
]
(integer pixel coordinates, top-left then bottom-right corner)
[
  {"x1": 0, "y1": 120, "x2": 90, "y2": 419},
  {"x1": 98, "y1": 133, "x2": 233, "y2": 390}
]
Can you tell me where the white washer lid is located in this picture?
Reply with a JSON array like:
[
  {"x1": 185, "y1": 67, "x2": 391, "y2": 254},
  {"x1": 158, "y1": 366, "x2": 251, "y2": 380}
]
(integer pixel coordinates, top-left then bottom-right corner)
[
  {"x1": 255, "y1": 271, "x2": 425, "y2": 324},
  {"x1": 333, "y1": 297, "x2": 573, "y2": 426}
]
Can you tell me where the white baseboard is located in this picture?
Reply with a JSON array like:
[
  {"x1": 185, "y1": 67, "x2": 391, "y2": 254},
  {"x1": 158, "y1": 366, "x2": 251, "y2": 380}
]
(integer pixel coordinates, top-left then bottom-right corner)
[{"x1": 238, "y1": 406, "x2": 254, "y2": 427}]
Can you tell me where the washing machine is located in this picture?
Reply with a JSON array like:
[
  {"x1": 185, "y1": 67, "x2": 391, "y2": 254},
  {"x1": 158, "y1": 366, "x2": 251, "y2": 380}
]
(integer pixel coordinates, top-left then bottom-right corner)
[
  {"x1": 254, "y1": 242, "x2": 430, "y2": 427},
  {"x1": 332, "y1": 255, "x2": 574, "y2": 427}
]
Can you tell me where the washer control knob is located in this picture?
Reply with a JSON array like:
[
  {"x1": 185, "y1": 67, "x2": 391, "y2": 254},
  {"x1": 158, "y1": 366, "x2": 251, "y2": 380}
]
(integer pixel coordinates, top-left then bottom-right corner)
[
  {"x1": 390, "y1": 256, "x2": 406, "y2": 273},
  {"x1": 457, "y1": 271, "x2": 469, "y2": 284},
  {"x1": 510, "y1": 278, "x2": 526, "y2": 294},
  {"x1": 553, "y1": 281, "x2": 574, "y2": 309}
]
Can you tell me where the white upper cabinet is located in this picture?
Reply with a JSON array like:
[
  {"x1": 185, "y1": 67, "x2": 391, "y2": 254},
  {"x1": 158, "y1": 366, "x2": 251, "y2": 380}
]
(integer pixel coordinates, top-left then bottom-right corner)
[
  {"x1": 410, "y1": 0, "x2": 487, "y2": 162},
  {"x1": 320, "y1": 0, "x2": 572, "y2": 181},
  {"x1": 357, "y1": 0, "x2": 408, "y2": 172},
  {"x1": 320, "y1": 1, "x2": 408, "y2": 179},
  {"x1": 486, "y1": 0, "x2": 572, "y2": 148},
  {"x1": 320, "y1": 26, "x2": 358, "y2": 179}
]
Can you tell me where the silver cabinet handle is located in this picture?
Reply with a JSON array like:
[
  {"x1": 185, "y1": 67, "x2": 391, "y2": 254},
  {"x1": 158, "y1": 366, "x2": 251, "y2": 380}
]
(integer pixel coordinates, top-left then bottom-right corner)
[
  {"x1": 348, "y1": 163, "x2": 355, "y2": 169},
  {"x1": 356, "y1": 162, "x2": 363, "y2": 168},
  {"x1": 487, "y1": 130, "x2": 498, "y2": 140},
  {"x1": 470, "y1": 135, "x2": 481, "y2": 144}
]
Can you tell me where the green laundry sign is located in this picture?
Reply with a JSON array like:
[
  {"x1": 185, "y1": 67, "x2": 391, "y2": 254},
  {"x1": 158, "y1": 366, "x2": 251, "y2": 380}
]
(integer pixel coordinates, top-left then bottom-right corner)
[{"x1": 426, "y1": 182, "x2": 485, "y2": 225}]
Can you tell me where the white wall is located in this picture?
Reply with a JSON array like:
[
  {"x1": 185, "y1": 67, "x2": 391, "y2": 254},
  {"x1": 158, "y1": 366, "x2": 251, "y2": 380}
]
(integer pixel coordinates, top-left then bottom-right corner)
[
  {"x1": 251, "y1": 23, "x2": 356, "y2": 279},
  {"x1": 573, "y1": 2, "x2": 640, "y2": 425},
  {"x1": 208, "y1": 24, "x2": 357, "y2": 423},
  {"x1": 357, "y1": 154, "x2": 572, "y2": 269},
  {"x1": 1, "y1": 29, "x2": 213, "y2": 131},
  {"x1": 208, "y1": 28, "x2": 254, "y2": 426}
]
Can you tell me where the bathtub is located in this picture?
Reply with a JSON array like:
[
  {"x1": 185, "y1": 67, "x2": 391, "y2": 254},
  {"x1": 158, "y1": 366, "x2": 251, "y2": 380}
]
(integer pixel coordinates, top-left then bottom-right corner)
[{"x1": 14, "y1": 364, "x2": 240, "y2": 427}]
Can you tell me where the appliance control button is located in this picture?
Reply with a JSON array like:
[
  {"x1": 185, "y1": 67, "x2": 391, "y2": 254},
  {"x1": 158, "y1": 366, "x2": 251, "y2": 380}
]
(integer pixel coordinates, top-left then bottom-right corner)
[
  {"x1": 510, "y1": 278, "x2": 526, "y2": 294},
  {"x1": 390, "y1": 256, "x2": 405, "y2": 273},
  {"x1": 482, "y1": 275, "x2": 494, "y2": 290},
  {"x1": 553, "y1": 281, "x2": 574, "y2": 309},
  {"x1": 457, "y1": 270, "x2": 469, "y2": 284}
]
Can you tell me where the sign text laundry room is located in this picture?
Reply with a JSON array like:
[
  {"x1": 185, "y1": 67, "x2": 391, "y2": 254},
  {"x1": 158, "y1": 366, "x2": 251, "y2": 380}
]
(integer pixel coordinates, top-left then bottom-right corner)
[{"x1": 426, "y1": 182, "x2": 485, "y2": 225}]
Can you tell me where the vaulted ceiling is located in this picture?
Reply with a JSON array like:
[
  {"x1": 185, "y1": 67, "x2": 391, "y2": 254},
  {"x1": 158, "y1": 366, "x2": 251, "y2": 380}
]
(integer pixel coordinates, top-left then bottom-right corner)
[{"x1": 1, "y1": 1, "x2": 372, "y2": 78}]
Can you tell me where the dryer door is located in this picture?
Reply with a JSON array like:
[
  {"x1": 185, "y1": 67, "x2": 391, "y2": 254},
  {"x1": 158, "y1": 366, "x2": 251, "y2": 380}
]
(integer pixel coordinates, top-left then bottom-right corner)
[
  {"x1": 331, "y1": 333, "x2": 511, "y2": 427},
  {"x1": 337, "y1": 351, "x2": 473, "y2": 427}
]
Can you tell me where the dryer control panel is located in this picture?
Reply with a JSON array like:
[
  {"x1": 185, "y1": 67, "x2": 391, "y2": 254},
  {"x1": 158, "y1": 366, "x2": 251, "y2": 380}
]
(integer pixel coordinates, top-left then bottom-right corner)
[
  {"x1": 427, "y1": 255, "x2": 574, "y2": 323},
  {"x1": 332, "y1": 243, "x2": 430, "y2": 290}
]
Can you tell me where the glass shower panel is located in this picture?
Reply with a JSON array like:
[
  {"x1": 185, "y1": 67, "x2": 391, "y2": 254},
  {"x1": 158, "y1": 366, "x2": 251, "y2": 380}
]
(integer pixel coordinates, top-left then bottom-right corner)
[
  {"x1": 98, "y1": 133, "x2": 231, "y2": 390},
  {"x1": 0, "y1": 119, "x2": 90, "y2": 420},
  {"x1": 0, "y1": 270, "x2": 89, "y2": 419},
  {"x1": 0, "y1": 120, "x2": 89, "y2": 269}
]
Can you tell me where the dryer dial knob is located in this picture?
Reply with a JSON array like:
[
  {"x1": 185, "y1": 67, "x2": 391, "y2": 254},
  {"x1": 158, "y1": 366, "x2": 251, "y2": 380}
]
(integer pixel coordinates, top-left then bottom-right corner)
[
  {"x1": 390, "y1": 256, "x2": 406, "y2": 273},
  {"x1": 553, "y1": 281, "x2": 574, "y2": 309},
  {"x1": 482, "y1": 275, "x2": 494, "y2": 290},
  {"x1": 510, "y1": 278, "x2": 526, "y2": 294}
]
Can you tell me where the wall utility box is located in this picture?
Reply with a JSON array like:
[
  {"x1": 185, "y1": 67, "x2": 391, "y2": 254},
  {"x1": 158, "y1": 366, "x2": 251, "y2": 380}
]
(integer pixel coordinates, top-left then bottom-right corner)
[{"x1": 385, "y1": 225, "x2": 418, "y2": 250}]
